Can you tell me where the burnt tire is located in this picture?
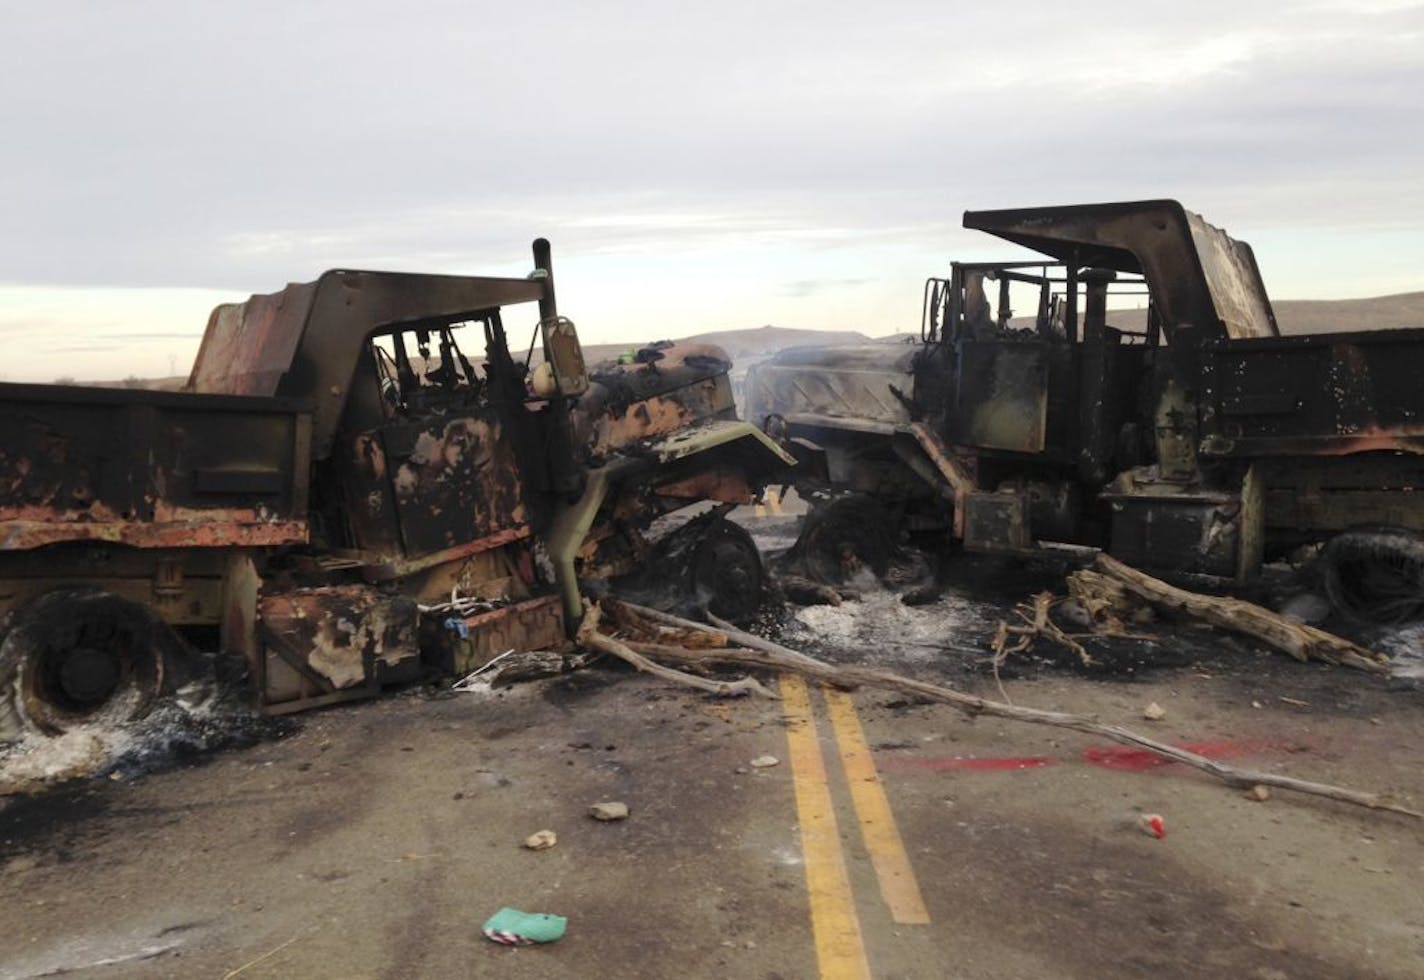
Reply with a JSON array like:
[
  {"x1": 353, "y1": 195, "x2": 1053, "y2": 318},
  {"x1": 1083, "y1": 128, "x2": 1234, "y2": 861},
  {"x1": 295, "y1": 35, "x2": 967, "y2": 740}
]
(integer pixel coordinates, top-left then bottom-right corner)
[
  {"x1": 688, "y1": 518, "x2": 765, "y2": 625},
  {"x1": 635, "y1": 513, "x2": 767, "y2": 626},
  {"x1": 786, "y1": 493, "x2": 899, "y2": 584},
  {"x1": 0, "y1": 589, "x2": 182, "y2": 738},
  {"x1": 1320, "y1": 527, "x2": 1424, "y2": 627}
]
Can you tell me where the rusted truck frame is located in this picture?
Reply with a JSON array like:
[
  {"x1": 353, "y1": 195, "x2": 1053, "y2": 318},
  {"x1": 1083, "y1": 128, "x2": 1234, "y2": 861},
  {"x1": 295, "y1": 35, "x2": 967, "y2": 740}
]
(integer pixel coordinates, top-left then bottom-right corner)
[
  {"x1": 0, "y1": 240, "x2": 790, "y2": 740},
  {"x1": 748, "y1": 200, "x2": 1424, "y2": 623}
]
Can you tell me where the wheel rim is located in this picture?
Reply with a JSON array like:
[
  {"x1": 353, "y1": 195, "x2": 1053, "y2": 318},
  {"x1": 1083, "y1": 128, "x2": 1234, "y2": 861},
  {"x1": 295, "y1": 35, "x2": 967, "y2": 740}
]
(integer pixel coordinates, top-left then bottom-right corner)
[
  {"x1": 5, "y1": 590, "x2": 167, "y2": 735},
  {"x1": 693, "y1": 536, "x2": 764, "y2": 623},
  {"x1": 793, "y1": 495, "x2": 898, "y2": 583}
]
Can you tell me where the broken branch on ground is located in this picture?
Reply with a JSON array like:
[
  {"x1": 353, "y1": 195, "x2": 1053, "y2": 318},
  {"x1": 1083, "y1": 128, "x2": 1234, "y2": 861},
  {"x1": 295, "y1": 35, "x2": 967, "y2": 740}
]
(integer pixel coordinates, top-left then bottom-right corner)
[
  {"x1": 588, "y1": 599, "x2": 1418, "y2": 820},
  {"x1": 575, "y1": 601, "x2": 777, "y2": 699},
  {"x1": 1086, "y1": 554, "x2": 1391, "y2": 674}
]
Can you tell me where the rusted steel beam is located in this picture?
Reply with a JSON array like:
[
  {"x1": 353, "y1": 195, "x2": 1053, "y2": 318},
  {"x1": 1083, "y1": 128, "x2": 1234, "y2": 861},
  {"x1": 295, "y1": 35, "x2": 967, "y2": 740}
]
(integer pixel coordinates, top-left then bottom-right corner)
[
  {"x1": 354, "y1": 525, "x2": 533, "y2": 582},
  {"x1": 1201, "y1": 428, "x2": 1424, "y2": 458},
  {"x1": 0, "y1": 517, "x2": 309, "y2": 551},
  {"x1": 907, "y1": 422, "x2": 977, "y2": 538}
]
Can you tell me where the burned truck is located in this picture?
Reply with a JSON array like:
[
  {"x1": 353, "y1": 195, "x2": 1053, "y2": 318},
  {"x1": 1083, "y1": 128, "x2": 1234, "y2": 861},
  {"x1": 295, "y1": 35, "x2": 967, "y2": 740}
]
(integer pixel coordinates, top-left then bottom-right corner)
[
  {"x1": 0, "y1": 240, "x2": 791, "y2": 740},
  {"x1": 747, "y1": 200, "x2": 1424, "y2": 623}
]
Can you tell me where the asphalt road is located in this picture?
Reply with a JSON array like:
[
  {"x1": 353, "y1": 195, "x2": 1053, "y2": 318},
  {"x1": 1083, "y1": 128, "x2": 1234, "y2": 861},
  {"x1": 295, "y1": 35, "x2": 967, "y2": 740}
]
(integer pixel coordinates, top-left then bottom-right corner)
[{"x1": 3, "y1": 617, "x2": 1422, "y2": 979}]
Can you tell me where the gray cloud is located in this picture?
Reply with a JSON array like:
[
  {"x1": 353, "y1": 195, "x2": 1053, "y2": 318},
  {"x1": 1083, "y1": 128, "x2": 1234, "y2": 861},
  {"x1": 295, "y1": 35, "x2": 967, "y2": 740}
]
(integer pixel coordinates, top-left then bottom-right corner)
[
  {"x1": 0, "y1": 1, "x2": 1421, "y2": 292},
  {"x1": 781, "y1": 278, "x2": 874, "y2": 298}
]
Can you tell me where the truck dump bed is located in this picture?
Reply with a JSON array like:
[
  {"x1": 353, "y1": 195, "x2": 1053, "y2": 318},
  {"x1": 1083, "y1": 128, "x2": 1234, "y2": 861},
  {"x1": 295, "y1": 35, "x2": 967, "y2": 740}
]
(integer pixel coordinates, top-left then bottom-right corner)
[
  {"x1": 1199, "y1": 327, "x2": 1424, "y2": 457},
  {"x1": 0, "y1": 384, "x2": 310, "y2": 550}
]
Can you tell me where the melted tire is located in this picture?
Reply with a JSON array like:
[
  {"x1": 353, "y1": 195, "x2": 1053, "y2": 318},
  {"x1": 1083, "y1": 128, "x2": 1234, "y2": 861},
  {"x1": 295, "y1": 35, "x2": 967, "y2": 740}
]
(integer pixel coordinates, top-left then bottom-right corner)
[
  {"x1": 635, "y1": 513, "x2": 767, "y2": 626},
  {"x1": 0, "y1": 588, "x2": 182, "y2": 737},
  {"x1": 0, "y1": 671, "x2": 23, "y2": 744},
  {"x1": 688, "y1": 518, "x2": 765, "y2": 625},
  {"x1": 1320, "y1": 527, "x2": 1424, "y2": 627},
  {"x1": 784, "y1": 493, "x2": 899, "y2": 584}
]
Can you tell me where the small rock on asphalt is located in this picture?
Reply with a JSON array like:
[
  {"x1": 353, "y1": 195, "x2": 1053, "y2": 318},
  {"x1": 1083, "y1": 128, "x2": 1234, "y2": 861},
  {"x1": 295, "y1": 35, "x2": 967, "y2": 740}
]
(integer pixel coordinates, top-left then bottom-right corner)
[
  {"x1": 1247, "y1": 785, "x2": 1271, "y2": 802},
  {"x1": 524, "y1": 829, "x2": 558, "y2": 850},
  {"x1": 750, "y1": 755, "x2": 780, "y2": 768},
  {"x1": 589, "y1": 801, "x2": 630, "y2": 821},
  {"x1": 1143, "y1": 702, "x2": 1167, "y2": 721}
]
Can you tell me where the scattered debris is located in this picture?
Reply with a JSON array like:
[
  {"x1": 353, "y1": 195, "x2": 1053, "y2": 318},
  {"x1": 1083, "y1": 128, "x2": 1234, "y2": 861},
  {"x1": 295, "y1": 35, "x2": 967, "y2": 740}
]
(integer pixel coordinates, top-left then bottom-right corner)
[
  {"x1": 991, "y1": 591, "x2": 1099, "y2": 668},
  {"x1": 1076, "y1": 555, "x2": 1391, "y2": 673},
  {"x1": 1143, "y1": 702, "x2": 1167, "y2": 721},
  {"x1": 778, "y1": 574, "x2": 845, "y2": 607},
  {"x1": 453, "y1": 651, "x2": 584, "y2": 693},
  {"x1": 899, "y1": 584, "x2": 942, "y2": 607},
  {"x1": 576, "y1": 602, "x2": 777, "y2": 700},
  {"x1": 1279, "y1": 696, "x2": 1310, "y2": 708},
  {"x1": 1137, "y1": 813, "x2": 1167, "y2": 839},
  {"x1": 523, "y1": 830, "x2": 558, "y2": 850},
  {"x1": 605, "y1": 599, "x2": 1421, "y2": 819},
  {"x1": 589, "y1": 801, "x2": 630, "y2": 822},
  {"x1": 1, "y1": 675, "x2": 277, "y2": 796},
  {"x1": 482, "y1": 907, "x2": 567, "y2": 946},
  {"x1": 749, "y1": 755, "x2": 780, "y2": 768},
  {"x1": 1247, "y1": 785, "x2": 1272, "y2": 802}
]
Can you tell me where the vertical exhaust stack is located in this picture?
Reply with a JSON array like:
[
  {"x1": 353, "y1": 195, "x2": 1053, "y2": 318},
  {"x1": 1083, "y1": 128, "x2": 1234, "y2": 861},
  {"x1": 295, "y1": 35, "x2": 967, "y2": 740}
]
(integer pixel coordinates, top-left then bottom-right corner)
[
  {"x1": 531, "y1": 238, "x2": 589, "y2": 401},
  {"x1": 532, "y1": 237, "x2": 558, "y2": 322},
  {"x1": 529, "y1": 239, "x2": 587, "y2": 501}
]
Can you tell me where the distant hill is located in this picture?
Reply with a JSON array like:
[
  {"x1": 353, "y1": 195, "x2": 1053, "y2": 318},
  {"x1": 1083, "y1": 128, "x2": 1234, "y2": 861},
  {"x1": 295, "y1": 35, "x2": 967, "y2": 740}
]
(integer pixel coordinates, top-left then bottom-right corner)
[
  {"x1": 1019, "y1": 291, "x2": 1424, "y2": 337},
  {"x1": 647, "y1": 293, "x2": 1424, "y2": 366},
  {"x1": 1271, "y1": 292, "x2": 1424, "y2": 334},
  {"x1": 579, "y1": 325, "x2": 873, "y2": 377},
  {"x1": 89, "y1": 293, "x2": 1424, "y2": 390}
]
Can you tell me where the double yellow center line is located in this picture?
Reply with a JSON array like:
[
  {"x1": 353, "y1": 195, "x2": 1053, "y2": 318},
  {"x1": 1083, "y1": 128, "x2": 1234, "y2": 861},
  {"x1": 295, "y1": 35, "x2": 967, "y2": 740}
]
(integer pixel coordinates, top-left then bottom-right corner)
[{"x1": 781, "y1": 675, "x2": 929, "y2": 979}]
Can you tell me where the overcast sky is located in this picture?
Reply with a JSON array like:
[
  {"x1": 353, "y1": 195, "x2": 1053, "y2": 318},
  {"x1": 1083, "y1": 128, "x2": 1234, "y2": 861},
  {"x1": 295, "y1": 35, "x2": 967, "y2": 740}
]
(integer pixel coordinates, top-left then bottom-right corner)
[{"x1": 2, "y1": 0, "x2": 1422, "y2": 381}]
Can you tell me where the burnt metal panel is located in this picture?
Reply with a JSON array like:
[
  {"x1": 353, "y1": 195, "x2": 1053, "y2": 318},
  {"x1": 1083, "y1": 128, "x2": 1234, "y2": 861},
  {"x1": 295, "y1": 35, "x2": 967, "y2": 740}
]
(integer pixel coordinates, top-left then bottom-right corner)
[
  {"x1": 1199, "y1": 327, "x2": 1424, "y2": 457},
  {"x1": 1259, "y1": 456, "x2": 1424, "y2": 535},
  {"x1": 962, "y1": 492, "x2": 1029, "y2": 553},
  {"x1": 388, "y1": 414, "x2": 527, "y2": 557},
  {"x1": 1104, "y1": 492, "x2": 1242, "y2": 578},
  {"x1": 257, "y1": 586, "x2": 419, "y2": 706},
  {"x1": 963, "y1": 200, "x2": 1277, "y2": 342},
  {"x1": 0, "y1": 384, "x2": 310, "y2": 550},
  {"x1": 950, "y1": 341, "x2": 1049, "y2": 453},
  {"x1": 576, "y1": 344, "x2": 743, "y2": 458},
  {"x1": 188, "y1": 284, "x2": 316, "y2": 398},
  {"x1": 336, "y1": 409, "x2": 528, "y2": 565},
  {"x1": 423, "y1": 594, "x2": 568, "y2": 676}
]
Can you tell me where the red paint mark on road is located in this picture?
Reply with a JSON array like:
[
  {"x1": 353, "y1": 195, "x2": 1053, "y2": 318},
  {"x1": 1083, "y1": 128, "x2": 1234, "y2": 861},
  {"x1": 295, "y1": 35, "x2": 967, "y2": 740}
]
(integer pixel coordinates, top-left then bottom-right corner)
[
  {"x1": 876, "y1": 755, "x2": 1057, "y2": 774},
  {"x1": 875, "y1": 738, "x2": 1292, "y2": 776},
  {"x1": 1081, "y1": 739, "x2": 1285, "y2": 772}
]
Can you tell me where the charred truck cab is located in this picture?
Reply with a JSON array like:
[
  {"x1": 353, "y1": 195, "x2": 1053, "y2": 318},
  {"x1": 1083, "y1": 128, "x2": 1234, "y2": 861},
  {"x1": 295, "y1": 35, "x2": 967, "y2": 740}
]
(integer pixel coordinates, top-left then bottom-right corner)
[
  {"x1": 0, "y1": 240, "x2": 791, "y2": 739},
  {"x1": 748, "y1": 201, "x2": 1424, "y2": 623}
]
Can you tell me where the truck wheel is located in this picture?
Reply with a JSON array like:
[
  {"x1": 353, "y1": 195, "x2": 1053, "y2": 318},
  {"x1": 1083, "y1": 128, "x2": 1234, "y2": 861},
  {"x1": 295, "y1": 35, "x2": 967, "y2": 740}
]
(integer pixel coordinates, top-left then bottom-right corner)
[
  {"x1": 1320, "y1": 528, "x2": 1424, "y2": 627},
  {"x1": 688, "y1": 518, "x2": 765, "y2": 625},
  {"x1": 0, "y1": 589, "x2": 178, "y2": 737},
  {"x1": 788, "y1": 494, "x2": 898, "y2": 584}
]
